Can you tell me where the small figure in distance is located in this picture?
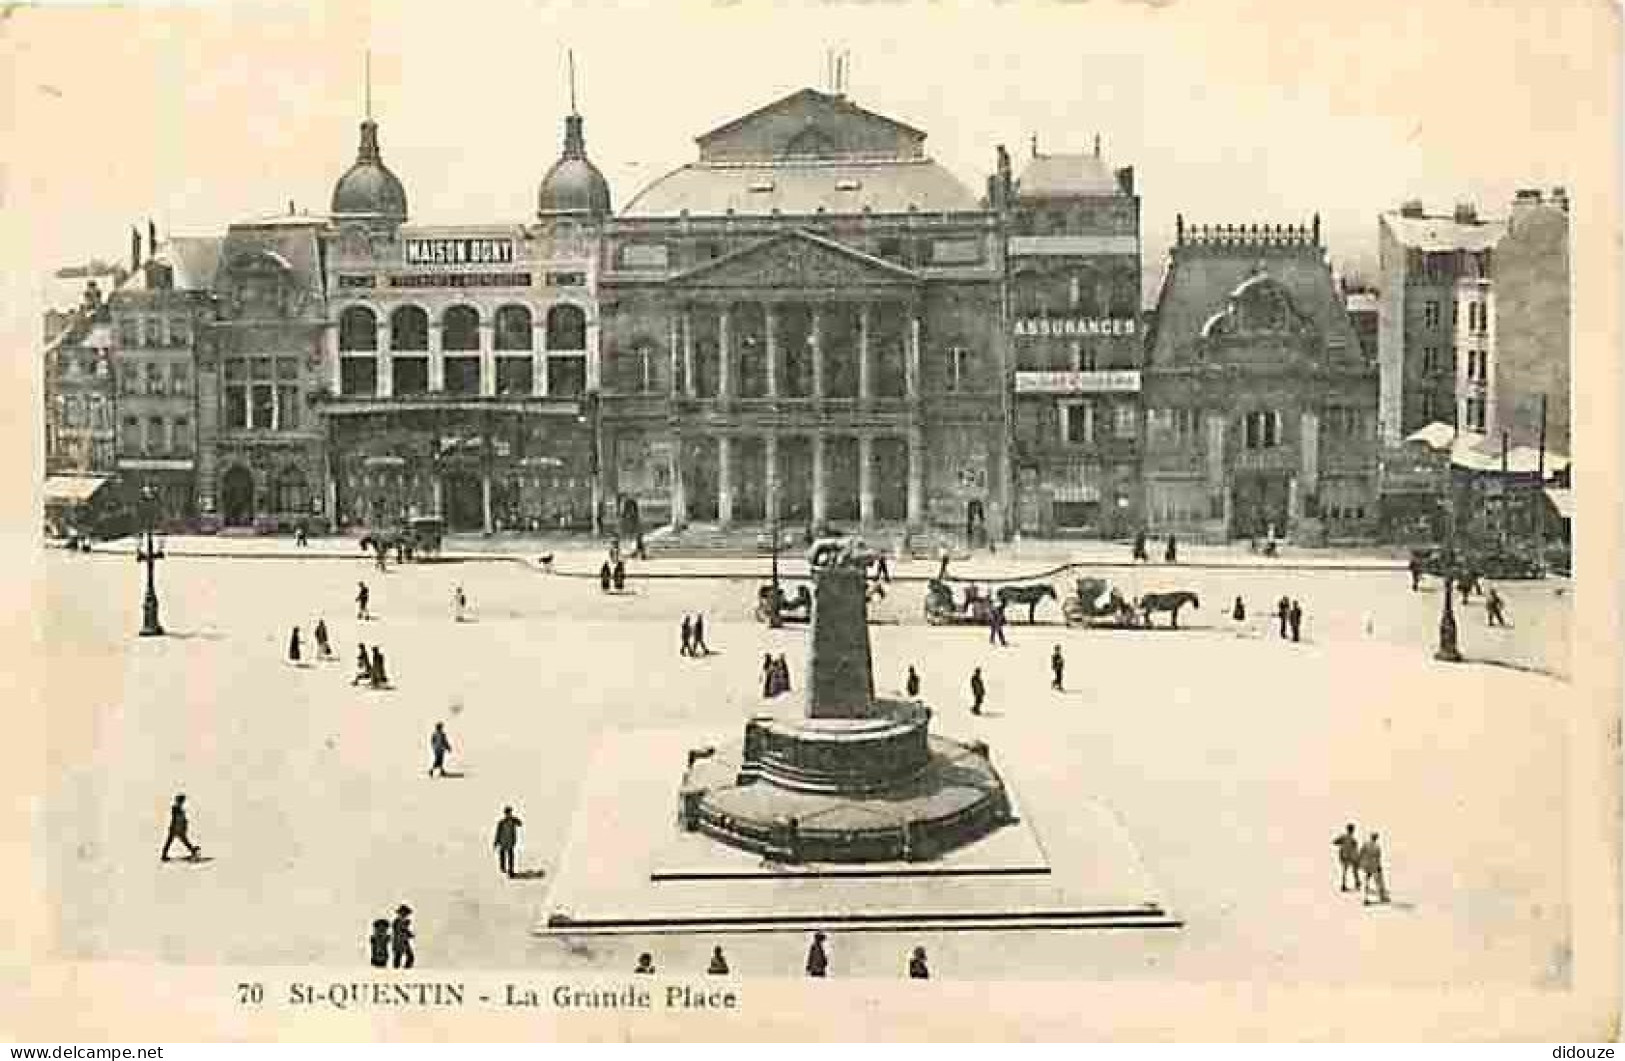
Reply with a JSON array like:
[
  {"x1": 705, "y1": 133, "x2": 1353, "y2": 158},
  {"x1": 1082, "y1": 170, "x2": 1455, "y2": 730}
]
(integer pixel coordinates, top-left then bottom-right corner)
[
  {"x1": 805, "y1": 931, "x2": 829, "y2": 978},
  {"x1": 634, "y1": 952, "x2": 656, "y2": 975},
  {"x1": 707, "y1": 945, "x2": 730, "y2": 975},
  {"x1": 908, "y1": 946, "x2": 930, "y2": 980},
  {"x1": 368, "y1": 918, "x2": 390, "y2": 968}
]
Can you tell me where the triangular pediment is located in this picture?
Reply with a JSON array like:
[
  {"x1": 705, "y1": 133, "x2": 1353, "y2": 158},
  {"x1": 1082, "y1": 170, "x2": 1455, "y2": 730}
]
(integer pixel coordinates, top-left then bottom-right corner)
[{"x1": 668, "y1": 230, "x2": 921, "y2": 290}]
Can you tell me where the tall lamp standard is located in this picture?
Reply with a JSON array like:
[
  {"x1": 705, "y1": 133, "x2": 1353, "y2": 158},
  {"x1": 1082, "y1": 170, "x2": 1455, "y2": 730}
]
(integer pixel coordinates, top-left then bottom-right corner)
[
  {"x1": 136, "y1": 484, "x2": 165, "y2": 637},
  {"x1": 767, "y1": 510, "x2": 783, "y2": 629},
  {"x1": 1434, "y1": 431, "x2": 1462, "y2": 663},
  {"x1": 580, "y1": 390, "x2": 603, "y2": 538}
]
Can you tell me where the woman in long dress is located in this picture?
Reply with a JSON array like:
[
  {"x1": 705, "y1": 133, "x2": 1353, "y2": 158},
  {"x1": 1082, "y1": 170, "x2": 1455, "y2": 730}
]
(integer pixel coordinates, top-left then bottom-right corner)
[{"x1": 288, "y1": 626, "x2": 302, "y2": 664}]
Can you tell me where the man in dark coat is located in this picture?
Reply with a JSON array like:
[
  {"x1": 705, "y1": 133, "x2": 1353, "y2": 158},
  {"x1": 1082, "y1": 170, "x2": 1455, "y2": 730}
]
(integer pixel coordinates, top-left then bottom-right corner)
[
  {"x1": 352, "y1": 644, "x2": 372, "y2": 686},
  {"x1": 356, "y1": 581, "x2": 371, "y2": 620},
  {"x1": 370, "y1": 646, "x2": 388, "y2": 687},
  {"x1": 1333, "y1": 822, "x2": 1361, "y2": 892},
  {"x1": 429, "y1": 722, "x2": 451, "y2": 777},
  {"x1": 1164, "y1": 534, "x2": 1178, "y2": 564},
  {"x1": 1486, "y1": 586, "x2": 1508, "y2": 627},
  {"x1": 314, "y1": 619, "x2": 332, "y2": 660},
  {"x1": 707, "y1": 946, "x2": 731, "y2": 975},
  {"x1": 1132, "y1": 530, "x2": 1148, "y2": 563},
  {"x1": 288, "y1": 626, "x2": 302, "y2": 664},
  {"x1": 599, "y1": 561, "x2": 612, "y2": 593},
  {"x1": 805, "y1": 932, "x2": 829, "y2": 977},
  {"x1": 692, "y1": 614, "x2": 710, "y2": 656},
  {"x1": 969, "y1": 667, "x2": 986, "y2": 715},
  {"x1": 1050, "y1": 645, "x2": 1065, "y2": 691},
  {"x1": 1359, "y1": 832, "x2": 1389, "y2": 904},
  {"x1": 680, "y1": 615, "x2": 693, "y2": 657},
  {"x1": 1408, "y1": 553, "x2": 1423, "y2": 591},
  {"x1": 368, "y1": 919, "x2": 390, "y2": 968},
  {"x1": 612, "y1": 559, "x2": 626, "y2": 591},
  {"x1": 905, "y1": 665, "x2": 920, "y2": 699},
  {"x1": 909, "y1": 946, "x2": 930, "y2": 980},
  {"x1": 1289, "y1": 599, "x2": 1304, "y2": 643},
  {"x1": 1277, "y1": 597, "x2": 1292, "y2": 639},
  {"x1": 493, "y1": 806, "x2": 522, "y2": 878},
  {"x1": 390, "y1": 905, "x2": 415, "y2": 968},
  {"x1": 988, "y1": 603, "x2": 1008, "y2": 647},
  {"x1": 160, "y1": 793, "x2": 199, "y2": 861},
  {"x1": 774, "y1": 654, "x2": 791, "y2": 694}
]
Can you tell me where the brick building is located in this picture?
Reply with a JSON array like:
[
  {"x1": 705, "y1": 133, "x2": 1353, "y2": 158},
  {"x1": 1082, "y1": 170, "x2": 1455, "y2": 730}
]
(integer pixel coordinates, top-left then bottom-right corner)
[
  {"x1": 1141, "y1": 217, "x2": 1378, "y2": 542},
  {"x1": 597, "y1": 87, "x2": 1009, "y2": 541}
]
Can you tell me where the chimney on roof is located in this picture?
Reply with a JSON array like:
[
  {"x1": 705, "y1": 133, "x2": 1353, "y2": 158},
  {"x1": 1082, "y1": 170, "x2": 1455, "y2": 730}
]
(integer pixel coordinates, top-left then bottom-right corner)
[
  {"x1": 1452, "y1": 202, "x2": 1478, "y2": 223},
  {"x1": 1115, "y1": 165, "x2": 1134, "y2": 197},
  {"x1": 288, "y1": 199, "x2": 296, "y2": 215}
]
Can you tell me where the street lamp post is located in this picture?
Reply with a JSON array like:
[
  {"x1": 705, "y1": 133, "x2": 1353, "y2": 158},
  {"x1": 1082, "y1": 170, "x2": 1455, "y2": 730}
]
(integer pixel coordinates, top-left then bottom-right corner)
[
  {"x1": 1434, "y1": 438, "x2": 1462, "y2": 663},
  {"x1": 767, "y1": 510, "x2": 783, "y2": 629},
  {"x1": 136, "y1": 484, "x2": 165, "y2": 637}
]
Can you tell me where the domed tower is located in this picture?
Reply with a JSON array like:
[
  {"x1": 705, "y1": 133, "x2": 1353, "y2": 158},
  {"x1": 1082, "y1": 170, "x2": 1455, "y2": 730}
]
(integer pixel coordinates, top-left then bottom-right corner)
[
  {"x1": 331, "y1": 103, "x2": 408, "y2": 226},
  {"x1": 537, "y1": 108, "x2": 611, "y2": 219}
]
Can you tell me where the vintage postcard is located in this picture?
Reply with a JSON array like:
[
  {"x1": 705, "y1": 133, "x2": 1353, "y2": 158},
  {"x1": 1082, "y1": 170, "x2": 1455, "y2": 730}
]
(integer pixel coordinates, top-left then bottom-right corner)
[{"x1": 4, "y1": 0, "x2": 1619, "y2": 1043}]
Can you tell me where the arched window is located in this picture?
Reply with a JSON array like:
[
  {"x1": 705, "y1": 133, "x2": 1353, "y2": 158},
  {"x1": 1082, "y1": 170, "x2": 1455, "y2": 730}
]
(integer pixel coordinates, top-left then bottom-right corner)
[
  {"x1": 390, "y1": 306, "x2": 429, "y2": 351},
  {"x1": 274, "y1": 466, "x2": 310, "y2": 515},
  {"x1": 494, "y1": 305, "x2": 534, "y2": 350},
  {"x1": 339, "y1": 306, "x2": 378, "y2": 351},
  {"x1": 546, "y1": 304, "x2": 586, "y2": 350},
  {"x1": 442, "y1": 305, "x2": 480, "y2": 352}
]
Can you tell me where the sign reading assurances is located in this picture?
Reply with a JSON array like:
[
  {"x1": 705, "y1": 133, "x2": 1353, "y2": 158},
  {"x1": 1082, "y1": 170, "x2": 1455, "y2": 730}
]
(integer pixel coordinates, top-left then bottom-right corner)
[
  {"x1": 1015, "y1": 370, "x2": 1142, "y2": 394},
  {"x1": 404, "y1": 237, "x2": 516, "y2": 267},
  {"x1": 1013, "y1": 317, "x2": 1137, "y2": 338}
]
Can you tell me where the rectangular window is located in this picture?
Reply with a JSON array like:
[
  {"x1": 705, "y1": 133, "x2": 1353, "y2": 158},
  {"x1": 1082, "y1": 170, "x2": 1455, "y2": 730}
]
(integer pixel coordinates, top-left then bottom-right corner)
[
  {"x1": 143, "y1": 317, "x2": 163, "y2": 346},
  {"x1": 1423, "y1": 301, "x2": 1441, "y2": 328},
  {"x1": 277, "y1": 385, "x2": 300, "y2": 430},
  {"x1": 1063, "y1": 403, "x2": 1094, "y2": 445},
  {"x1": 173, "y1": 417, "x2": 192, "y2": 454},
  {"x1": 340, "y1": 358, "x2": 377, "y2": 397},
  {"x1": 121, "y1": 416, "x2": 140, "y2": 451},
  {"x1": 1244, "y1": 410, "x2": 1281, "y2": 449},
  {"x1": 496, "y1": 357, "x2": 534, "y2": 396},
  {"x1": 1113, "y1": 403, "x2": 1137, "y2": 439},
  {"x1": 929, "y1": 239, "x2": 982, "y2": 265},
  {"x1": 119, "y1": 318, "x2": 140, "y2": 346},
  {"x1": 251, "y1": 383, "x2": 274, "y2": 429},
  {"x1": 119, "y1": 365, "x2": 138, "y2": 394},
  {"x1": 276, "y1": 356, "x2": 299, "y2": 380},
  {"x1": 1422, "y1": 346, "x2": 1440, "y2": 375},
  {"x1": 393, "y1": 358, "x2": 429, "y2": 395},
  {"x1": 251, "y1": 357, "x2": 272, "y2": 381},
  {"x1": 170, "y1": 362, "x2": 191, "y2": 395},
  {"x1": 225, "y1": 385, "x2": 248, "y2": 428},
  {"x1": 444, "y1": 357, "x2": 481, "y2": 394},
  {"x1": 547, "y1": 354, "x2": 585, "y2": 397},
  {"x1": 171, "y1": 317, "x2": 192, "y2": 346},
  {"x1": 147, "y1": 416, "x2": 164, "y2": 454},
  {"x1": 947, "y1": 346, "x2": 972, "y2": 392}
]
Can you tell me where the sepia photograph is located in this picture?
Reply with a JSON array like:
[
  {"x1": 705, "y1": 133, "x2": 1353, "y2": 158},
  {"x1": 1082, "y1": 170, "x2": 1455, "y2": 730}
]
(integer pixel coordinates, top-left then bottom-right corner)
[{"x1": 4, "y1": 0, "x2": 1619, "y2": 1044}]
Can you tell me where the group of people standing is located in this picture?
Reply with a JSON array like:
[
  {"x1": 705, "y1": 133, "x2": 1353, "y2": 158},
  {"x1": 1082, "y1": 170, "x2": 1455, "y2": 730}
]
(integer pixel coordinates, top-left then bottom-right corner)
[
  {"x1": 285, "y1": 619, "x2": 336, "y2": 666},
  {"x1": 1132, "y1": 530, "x2": 1179, "y2": 565},
  {"x1": 1332, "y1": 823, "x2": 1390, "y2": 905},
  {"x1": 679, "y1": 614, "x2": 711, "y2": 657},
  {"x1": 761, "y1": 653, "x2": 792, "y2": 697},
  {"x1": 367, "y1": 905, "x2": 416, "y2": 968},
  {"x1": 630, "y1": 933, "x2": 932, "y2": 979}
]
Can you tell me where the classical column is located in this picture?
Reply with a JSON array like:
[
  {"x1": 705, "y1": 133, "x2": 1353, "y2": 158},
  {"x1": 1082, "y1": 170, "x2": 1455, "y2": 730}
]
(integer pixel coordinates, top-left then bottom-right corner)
[
  {"x1": 764, "y1": 432, "x2": 780, "y2": 524},
  {"x1": 670, "y1": 435, "x2": 688, "y2": 529},
  {"x1": 428, "y1": 321, "x2": 445, "y2": 393},
  {"x1": 906, "y1": 311, "x2": 922, "y2": 402},
  {"x1": 810, "y1": 306, "x2": 825, "y2": 400},
  {"x1": 585, "y1": 314, "x2": 602, "y2": 393},
  {"x1": 668, "y1": 312, "x2": 682, "y2": 398},
  {"x1": 481, "y1": 471, "x2": 494, "y2": 533},
  {"x1": 857, "y1": 303, "x2": 872, "y2": 404},
  {"x1": 858, "y1": 433, "x2": 875, "y2": 528},
  {"x1": 432, "y1": 476, "x2": 444, "y2": 517},
  {"x1": 1206, "y1": 411, "x2": 1227, "y2": 531},
  {"x1": 682, "y1": 307, "x2": 696, "y2": 399},
  {"x1": 532, "y1": 318, "x2": 548, "y2": 397},
  {"x1": 717, "y1": 435, "x2": 734, "y2": 528},
  {"x1": 376, "y1": 321, "x2": 393, "y2": 398},
  {"x1": 478, "y1": 322, "x2": 496, "y2": 397},
  {"x1": 1300, "y1": 409, "x2": 1320, "y2": 497},
  {"x1": 764, "y1": 303, "x2": 780, "y2": 399},
  {"x1": 906, "y1": 425, "x2": 924, "y2": 529},
  {"x1": 717, "y1": 304, "x2": 733, "y2": 404},
  {"x1": 1288, "y1": 474, "x2": 1301, "y2": 523},
  {"x1": 324, "y1": 322, "x2": 342, "y2": 396},
  {"x1": 811, "y1": 433, "x2": 828, "y2": 526}
]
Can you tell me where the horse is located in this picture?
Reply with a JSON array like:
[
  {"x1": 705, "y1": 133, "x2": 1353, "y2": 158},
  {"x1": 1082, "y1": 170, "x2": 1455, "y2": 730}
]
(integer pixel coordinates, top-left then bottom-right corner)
[
  {"x1": 995, "y1": 583, "x2": 1058, "y2": 623},
  {"x1": 1138, "y1": 590, "x2": 1200, "y2": 628}
]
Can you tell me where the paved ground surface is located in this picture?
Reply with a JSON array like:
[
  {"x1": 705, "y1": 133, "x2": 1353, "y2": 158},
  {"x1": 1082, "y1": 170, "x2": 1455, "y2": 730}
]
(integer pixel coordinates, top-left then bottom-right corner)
[{"x1": 41, "y1": 546, "x2": 1573, "y2": 984}]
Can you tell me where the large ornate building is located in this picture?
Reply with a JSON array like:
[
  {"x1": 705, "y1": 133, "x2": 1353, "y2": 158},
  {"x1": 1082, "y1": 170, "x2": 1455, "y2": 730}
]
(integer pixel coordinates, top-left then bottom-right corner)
[
  {"x1": 596, "y1": 88, "x2": 1009, "y2": 540},
  {"x1": 1142, "y1": 218, "x2": 1378, "y2": 542}
]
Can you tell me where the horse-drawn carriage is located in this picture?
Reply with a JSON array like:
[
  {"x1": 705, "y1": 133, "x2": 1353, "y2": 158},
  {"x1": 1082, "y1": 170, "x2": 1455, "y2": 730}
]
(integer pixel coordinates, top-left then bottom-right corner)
[
  {"x1": 360, "y1": 516, "x2": 445, "y2": 563},
  {"x1": 923, "y1": 579, "x2": 996, "y2": 626},
  {"x1": 1062, "y1": 577, "x2": 1142, "y2": 628}
]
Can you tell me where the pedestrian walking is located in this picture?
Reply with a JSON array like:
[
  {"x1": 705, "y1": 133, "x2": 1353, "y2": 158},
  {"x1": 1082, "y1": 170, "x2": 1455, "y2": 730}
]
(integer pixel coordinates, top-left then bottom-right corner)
[
  {"x1": 1231, "y1": 596, "x2": 1246, "y2": 623},
  {"x1": 634, "y1": 953, "x2": 656, "y2": 975},
  {"x1": 908, "y1": 946, "x2": 930, "y2": 980},
  {"x1": 635, "y1": 532, "x2": 647, "y2": 560},
  {"x1": 937, "y1": 550, "x2": 950, "y2": 581},
  {"x1": 390, "y1": 905, "x2": 415, "y2": 968},
  {"x1": 1333, "y1": 823, "x2": 1361, "y2": 892},
  {"x1": 1050, "y1": 645, "x2": 1065, "y2": 691},
  {"x1": 1289, "y1": 599, "x2": 1304, "y2": 643},
  {"x1": 905, "y1": 665, "x2": 920, "y2": 699},
  {"x1": 368, "y1": 918, "x2": 390, "y2": 968},
  {"x1": 1359, "y1": 832, "x2": 1390, "y2": 904},
  {"x1": 369, "y1": 646, "x2": 389, "y2": 688},
  {"x1": 287, "y1": 626, "x2": 303, "y2": 664},
  {"x1": 295, "y1": 524, "x2": 309, "y2": 548},
  {"x1": 314, "y1": 619, "x2": 332, "y2": 660},
  {"x1": 1408, "y1": 553, "x2": 1423, "y2": 592},
  {"x1": 805, "y1": 932, "x2": 830, "y2": 978},
  {"x1": 374, "y1": 541, "x2": 388, "y2": 572},
  {"x1": 775, "y1": 654, "x2": 791, "y2": 694},
  {"x1": 707, "y1": 946, "x2": 731, "y2": 975},
  {"x1": 969, "y1": 667, "x2": 986, "y2": 715},
  {"x1": 352, "y1": 644, "x2": 373, "y2": 686},
  {"x1": 1132, "y1": 529, "x2": 1149, "y2": 563},
  {"x1": 1486, "y1": 586, "x2": 1508, "y2": 627},
  {"x1": 762, "y1": 653, "x2": 776, "y2": 697},
  {"x1": 692, "y1": 614, "x2": 710, "y2": 656},
  {"x1": 874, "y1": 552, "x2": 891, "y2": 583},
  {"x1": 612, "y1": 559, "x2": 626, "y2": 591},
  {"x1": 680, "y1": 615, "x2": 693, "y2": 657},
  {"x1": 429, "y1": 722, "x2": 452, "y2": 777},
  {"x1": 493, "y1": 806, "x2": 522, "y2": 878},
  {"x1": 356, "y1": 581, "x2": 371, "y2": 621},
  {"x1": 1276, "y1": 596, "x2": 1291, "y2": 640},
  {"x1": 988, "y1": 603, "x2": 1008, "y2": 647},
  {"x1": 453, "y1": 585, "x2": 467, "y2": 622},
  {"x1": 599, "y1": 561, "x2": 612, "y2": 593},
  {"x1": 1164, "y1": 534, "x2": 1178, "y2": 564},
  {"x1": 159, "y1": 792, "x2": 199, "y2": 861}
]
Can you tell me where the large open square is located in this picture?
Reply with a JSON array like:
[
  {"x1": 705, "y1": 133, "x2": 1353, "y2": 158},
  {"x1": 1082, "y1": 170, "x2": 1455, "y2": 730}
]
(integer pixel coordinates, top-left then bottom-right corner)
[{"x1": 41, "y1": 542, "x2": 1574, "y2": 985}]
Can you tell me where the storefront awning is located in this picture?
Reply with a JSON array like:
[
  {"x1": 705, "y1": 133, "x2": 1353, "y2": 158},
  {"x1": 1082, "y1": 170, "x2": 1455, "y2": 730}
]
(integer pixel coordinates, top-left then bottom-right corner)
[{"x1": 43, "y1": 475, "x2": 111, "y2": 504}]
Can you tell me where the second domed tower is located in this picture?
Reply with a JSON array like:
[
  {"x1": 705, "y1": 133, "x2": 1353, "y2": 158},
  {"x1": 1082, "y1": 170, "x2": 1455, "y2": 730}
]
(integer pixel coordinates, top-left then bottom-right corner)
[
  {"x1": 537, "y1": 110, "x2": 611, "y2": 219},
  {"x1": 331, "y1": 115, "x2": 408, "y2": 226}
]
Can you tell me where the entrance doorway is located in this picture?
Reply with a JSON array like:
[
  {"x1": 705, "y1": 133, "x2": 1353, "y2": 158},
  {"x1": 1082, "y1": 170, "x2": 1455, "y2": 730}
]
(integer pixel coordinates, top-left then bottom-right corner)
[
  {"x1": 444, "y1": 470, "x2": 484, "y2": 531},
  {"x1": 1230, "y1": 473, "x2": 1290, "y2": 540},
  {"x1": 221, "y1": 466, "x2": 254, "y2": 527}
]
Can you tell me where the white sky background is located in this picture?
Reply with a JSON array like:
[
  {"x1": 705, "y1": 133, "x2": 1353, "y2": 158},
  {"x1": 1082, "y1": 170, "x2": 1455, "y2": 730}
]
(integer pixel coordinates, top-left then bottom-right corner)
[{"x1": 0, "y1": 0, "x2": 1609, "y2": 312}]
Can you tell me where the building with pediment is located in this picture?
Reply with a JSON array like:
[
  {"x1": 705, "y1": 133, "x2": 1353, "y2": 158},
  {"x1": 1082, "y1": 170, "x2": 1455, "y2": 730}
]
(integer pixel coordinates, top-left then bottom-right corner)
[
  {"x1": 597, "y1": 87, "x2": 1009, "y2": 541},
  {"x1": 1141, "y1": 218, "x2": 1378, "y2": 542}
]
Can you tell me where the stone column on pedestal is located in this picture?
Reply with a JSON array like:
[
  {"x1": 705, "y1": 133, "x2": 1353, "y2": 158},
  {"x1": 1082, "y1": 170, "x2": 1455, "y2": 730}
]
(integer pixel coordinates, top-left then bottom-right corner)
[
  {"x1": 682, "y1": 307, "x2": 696, "y2": 399},
  {"x1": 906, "y1": 425, "x2": 924, "y2": 529},
  {"x1": 906, "y1": 312, "x2": 922, "y2": 402},
  {"x1": 858, "y1": 434, "x2": 875, "y2": 528},
  {"x1": 811, "y1": 433, "x2": 828, "y2": 527},
  {"x1": 810, "y1": 306, "x2": 825, "y2": 400},
  {"x1": 806, "y1": 562, "x2": 877, "y2": 719},
  {"x1": 667, "y1": 313, "x2": 681, "y2": 398},
  {"x1": 670, "y1": 435, "x2": 687, "y2": 529},
  {"x1": 858, "y1": 303, "x2": 872, "y2": 405},
  {"x1": 718, "y1": 304, "x2": 732, "y2": 405},
  {"x1": 764, "y1": 303, "x2": 779, "y2": 399},
  {"x1": 324, "y1": 322, "x2": 342, "y2": 396},
  {"x1": 717, "y1": 435, "x2": 734, "y2": 528},
  {"x1": 481, "y1": 471, "x2": 494, "y2": 533}
]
